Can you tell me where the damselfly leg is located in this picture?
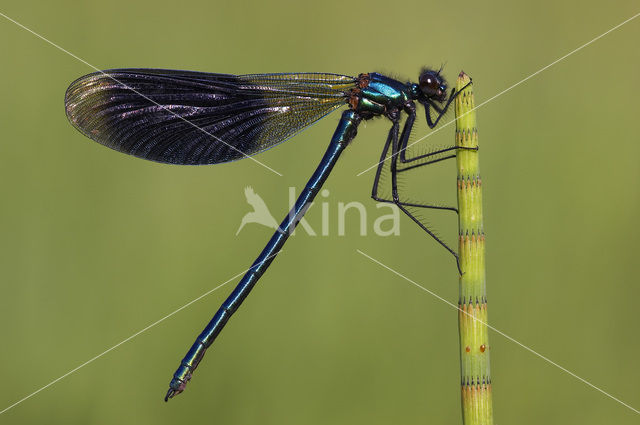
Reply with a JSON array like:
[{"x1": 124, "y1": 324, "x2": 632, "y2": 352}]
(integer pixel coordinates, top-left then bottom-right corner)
[{"x1": 371, "y1": 84, "x2": 474, "y2": 274}]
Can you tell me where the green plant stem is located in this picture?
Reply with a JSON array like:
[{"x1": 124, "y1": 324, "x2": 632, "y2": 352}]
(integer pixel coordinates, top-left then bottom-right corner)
[{"x1": 455, "y1": 71, "x2": 493, "y2": 425}]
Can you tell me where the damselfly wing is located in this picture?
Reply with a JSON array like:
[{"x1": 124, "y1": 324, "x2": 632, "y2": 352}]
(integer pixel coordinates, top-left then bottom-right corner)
[{"x1": 65, "y1": 70, "x2": 356, "y2": 164}]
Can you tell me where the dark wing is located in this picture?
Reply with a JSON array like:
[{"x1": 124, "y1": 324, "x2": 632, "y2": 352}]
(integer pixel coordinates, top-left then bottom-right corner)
[{"x1": 64, "y1": 69, "x2": 355, "y2": 165}]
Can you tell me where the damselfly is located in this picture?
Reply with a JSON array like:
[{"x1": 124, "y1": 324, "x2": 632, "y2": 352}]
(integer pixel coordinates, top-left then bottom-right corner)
[{"x1": 64, "y1": 68, "x2": 471, "y2": 401}]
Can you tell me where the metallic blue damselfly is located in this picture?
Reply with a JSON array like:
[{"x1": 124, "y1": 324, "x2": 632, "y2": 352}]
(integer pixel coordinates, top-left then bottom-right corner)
[{"x1": 64, "y1": 68, "x2": 470, "y2": 400}]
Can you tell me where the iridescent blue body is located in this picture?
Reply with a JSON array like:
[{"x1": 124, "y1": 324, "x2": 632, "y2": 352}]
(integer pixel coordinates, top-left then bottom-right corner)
[
  {"x1": 359, "y1": 73, "x2": 416, "y2": 111},
  {"x1": 64, "y1": 67, "x2": 462, "y2": 401},
  {"x1": 166, "y1": 110, "x2": 360, "y2": 398}
]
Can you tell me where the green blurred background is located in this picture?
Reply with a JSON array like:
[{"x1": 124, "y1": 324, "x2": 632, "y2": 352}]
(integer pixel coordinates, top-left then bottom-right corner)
[{"x1": 1, "y1": 1, "x2": 639, "y2": 424}]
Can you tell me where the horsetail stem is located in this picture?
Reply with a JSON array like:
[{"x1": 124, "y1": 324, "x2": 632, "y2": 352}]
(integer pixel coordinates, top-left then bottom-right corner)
[{"x1": 455, "y1": 71, "x2": 493, "y2": 425}]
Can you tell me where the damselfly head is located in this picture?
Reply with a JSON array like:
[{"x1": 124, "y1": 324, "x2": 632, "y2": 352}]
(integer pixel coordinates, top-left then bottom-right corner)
[{"x1": 419, "y1": 68, "x2": 447, "y2": 102}]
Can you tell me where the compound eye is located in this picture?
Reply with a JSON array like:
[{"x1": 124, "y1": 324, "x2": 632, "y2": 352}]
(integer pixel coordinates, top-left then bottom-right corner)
[{"x1": 419, "y1": 72, "x2": 441, "y2": 98}]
